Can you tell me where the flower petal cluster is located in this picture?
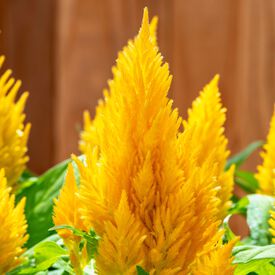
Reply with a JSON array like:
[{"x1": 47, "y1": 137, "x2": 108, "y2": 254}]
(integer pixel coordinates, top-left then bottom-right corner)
[
  {"x1": 53, "y1": 163, "x2": 87, "y2": 274},
  {"x1": 55, "y1": 8, "x2": 236, "y2": 274},
  {"x1": 179, "y1": 76, "x2": 234, "y2": 219},
  {"x1": 0, "y1": 56, "x2": 30, "y2": 189},
  {"x1": 190, "y1": 232, "x2": 237, "y2": 275},
  {"x1": 256, "y1": 108, "x2": 275, "y2": 195},
  {"x1": 0, "y1": 169, "x2": 28, "y2": 273}
]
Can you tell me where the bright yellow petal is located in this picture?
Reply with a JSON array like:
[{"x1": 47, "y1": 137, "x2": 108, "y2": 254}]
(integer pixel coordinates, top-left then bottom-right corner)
[
  {"x1": 178, "y1": 75, "x2": 234, "y2": 219},
  {"x1": 76, "y1": 7, "x2": 228, "y2": 274},
  {"x1": 96, "y1": 191, "x2": 146, "y2": 274},
  {"x1": 190, "y1": 237, "x2": 237, "y2": 275},
  {"x1": 0, "y1": 56, "x2": 30, "y2": 189},
  {"x1": 0, "y1": 169, "x2": 28, "y2": 273},
  {"x1": 53, "y1": 163, "x2": 86, "y2": 239},
  {"x1": 53, "y1": 163, "x2": 88, "y2": 274},
  {"x1": 256, "y1": 108, "x2": 275, "y2": 195}
]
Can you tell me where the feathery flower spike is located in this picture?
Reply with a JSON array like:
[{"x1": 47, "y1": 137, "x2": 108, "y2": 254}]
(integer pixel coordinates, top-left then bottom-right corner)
[
  {"x1": 53, "y1": 163, "x2": 87, "y2": 275},
  {"x1": 178, "y1": 76, "x2": 234, "y2": 219},
  {"x1": 0, "y1": 56, "x2": 30, "y2": 189},
  {"x1": 76, "y1": 8, "x2": 226, "y2": 274},
  {"x1": 190, "y1": 234, "x2": 237, "y2": 275},
  {"x1": 0, "y1": 169, "x2": 28, "y2": 273},
  {"x1": 256, "y1": 107, "x2": 275, "y2": 195}
]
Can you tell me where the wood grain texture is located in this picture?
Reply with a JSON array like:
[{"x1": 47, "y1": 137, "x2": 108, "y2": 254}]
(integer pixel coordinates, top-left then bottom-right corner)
[
  {"x1": 56, "y1": 0, "x2": 275, "y2": 171},
  {"x1": 0, "y1": 0, "x2": 56, "y2": 173},
  {"x1": 1, "y1": 0, "x2": 275, "y2": 180}
]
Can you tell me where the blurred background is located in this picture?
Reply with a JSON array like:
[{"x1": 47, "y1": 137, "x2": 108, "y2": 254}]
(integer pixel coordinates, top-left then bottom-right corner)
[{"x1": 0, "y1": 0, "x2": 274, "y2": 174}]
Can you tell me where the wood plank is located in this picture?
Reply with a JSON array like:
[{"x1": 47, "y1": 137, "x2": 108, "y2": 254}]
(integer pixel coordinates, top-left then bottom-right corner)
[
  {"x1": 0, "y1": 0, "x2": 56, "y2": 173},
  {"x1": 55, "y1": 0, "x2": 176, "y2": 162},
  {"x1": 173, "y1": 0, "x2": 275, "y2": 170}
]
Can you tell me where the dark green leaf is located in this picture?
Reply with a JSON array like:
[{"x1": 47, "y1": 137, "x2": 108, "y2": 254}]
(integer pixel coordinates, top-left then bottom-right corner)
[
  {"x1": 246, "y1": 194, "x2": 274, "y2": 245},
  {"x1": 136, "y1": 266, "x2": 149, "y2": 275},
  {"x1": 16, "y1": 159, "x2": 70, "y2": 247},
  {"x1": 226, "y1": 141, "x2": 263, "y2": 170}
]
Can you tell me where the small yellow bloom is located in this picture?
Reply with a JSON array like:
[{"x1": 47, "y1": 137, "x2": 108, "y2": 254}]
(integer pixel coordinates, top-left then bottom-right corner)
[
  {"x1": 53, "y1": 163, "x2": 87, "y2": 275},
  {"x1": 256, "y1": 107, "x2": 275, "y2": 195},
  {"x1": 178, "y1": 76, "x2": 234, "y2": 220},
  {"x1": 190, "y1": 232, "x2": 237, "y2": 275},
  {"x1": 269, "y1": 208, "x2": 275, "y2": 243},
  {"x1": 0, "y1": 169, "x2": 28, "y2": 273},
  {"x1": 0, "y1": 56, "x2": 30, "y2": 189},
  {"x1": 96, "y1": 191, "x2": 147, "y2": 274}
]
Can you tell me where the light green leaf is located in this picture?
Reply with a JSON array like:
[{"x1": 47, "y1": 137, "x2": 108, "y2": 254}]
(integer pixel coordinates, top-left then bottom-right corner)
[
  {"x1": 247, "y1": 194, "x2": 274, "y2": 245},
  {"x1": 223, "y1": 215, "x2": 237, "y2": 242},
  {"x1": 233, "y1": 245, "x2": 275, "y2": 274},
  {"x1": 226, "y1": 141, "x2": 263, "y2": 170},
  {"x1": 235, "y1": 170, "x2": 259, "y2": 193},
  {"x1": 229, "y1": 196, "x2": 249, "y2": 215},
  {"x1": 234, "y1": 259, "x2": 275, "y2": 275},
  {"x1": 7, "y1": 235, "x2": 68, "y2": 275},
  {"x1": 50, "y1": 225, "x2": 99, "y2": 260}
]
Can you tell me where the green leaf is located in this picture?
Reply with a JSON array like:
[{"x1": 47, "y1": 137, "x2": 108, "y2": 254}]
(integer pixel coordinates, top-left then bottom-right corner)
[
  {"x1": 50, "y1": 225, "x2": 99, "y2": 260},
  {"x1": 16, "y1": 159, "x2": 70, "y2": 247},
  {"x1": 19, "y1": 241, "x2": 67, "y2": 274},
  {"x1": 19, "y1": 241, "x2": 68, "y2": 274},
  {"x1": 234, "y1": 259, "x2": 275, "y2": 275},
  {"x1": 233, "y1": 245, "x2": 275, "y2": 274},
  {"x1": 7, "y1": 234, "x2": 65, "y2": 275},
  {"x1": 229, "y1": 196, "x2": 249, "y2": 215},
  {"x1": 226, "y1": 141, "x2": 263, "y2": 170},
  {"x1": 235, "y1": 170, "x2": 259, "y2": 193},
  {"x1": 246, "y1": 194, "x2": 274, "y2": 245},
  {"x1": 136, "y1": 266, "x2": 149, "y2": 275},
  {"x1": 223, "y1": 215, "x2": 237, "y2": 243}
]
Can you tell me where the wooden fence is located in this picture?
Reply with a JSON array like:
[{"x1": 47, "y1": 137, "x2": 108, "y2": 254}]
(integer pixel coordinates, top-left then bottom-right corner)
[{"x1": 0, "y1": 0, "x2": 274, "y2": 176}]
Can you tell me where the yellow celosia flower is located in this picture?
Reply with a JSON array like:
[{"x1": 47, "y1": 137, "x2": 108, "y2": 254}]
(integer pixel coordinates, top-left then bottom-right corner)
[
  {"x1": 0, "y1": 169, "x2": 28, "y2": 273},
  {"x1": 190, "y1": 232, "x2": 237, "y2": 275},
  {"x1": 74, "y1": 8, "x2": 230, "y2": 274},
  {"x1": 53, "y1": 163, "x2": 87, "y2": 275},
  {"x1": 256, "y1": 108, "x2": 275, "y2": 195},
  {"x1": 178, "y1": 76, "x2": 234, "y2": 219},
  {"x1": 0, "y1": 56, "x2": 30, "y2": 189},
  {"x1": 269, "y1": 208, "x2": 275, "y2": 243}
]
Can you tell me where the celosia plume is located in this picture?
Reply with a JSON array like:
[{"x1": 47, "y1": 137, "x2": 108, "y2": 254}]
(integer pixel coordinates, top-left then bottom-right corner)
[
  {"x1": 0, "y1": 56, "x2": 30, "y2": 189},
  {"x1": 54, "y1": 7, "x2": 236, "y2": 274},
  {"x1": 0, "y1": 169, "x2": 28, "y2": 273},
  {"x1": 178, "y1": 75, "x2": 234, "y2": 220},
  {"x1": 53, "y1": 163, "x2": 87, "y2": 274},
  {"x1": 261, "y1": 108, "x2": 275, "y2": 242},
  {"x1": 190, "y1": 232, "x2": 237, "y2": 275},
  {"x1": 256, "y1": 107, "x2": 275, "y2": 195}
]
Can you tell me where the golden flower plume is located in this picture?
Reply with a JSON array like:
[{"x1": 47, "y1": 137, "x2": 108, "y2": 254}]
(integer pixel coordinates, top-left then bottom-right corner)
[
  {"x1": 53, "y1": 163, "x2": 87, "y2": 274},
  {"x1": 256, "y1": 107, "x2": 275, "y2": 195},
  {"x1": 190, "y1": 232, "x2": 237, "y2": 275},
  {"x1": 178, "y1": 76, "x2": 234, "y2": 220},
  {"x1": 72, "y1": 8, "x2": 233, "y2": 274},
  {"x1": 0, "y1": 169, "x2": 28, "y2": 273},
  {"x1": 0, "y1": 56, "x2": 30, "y2": 189}
]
